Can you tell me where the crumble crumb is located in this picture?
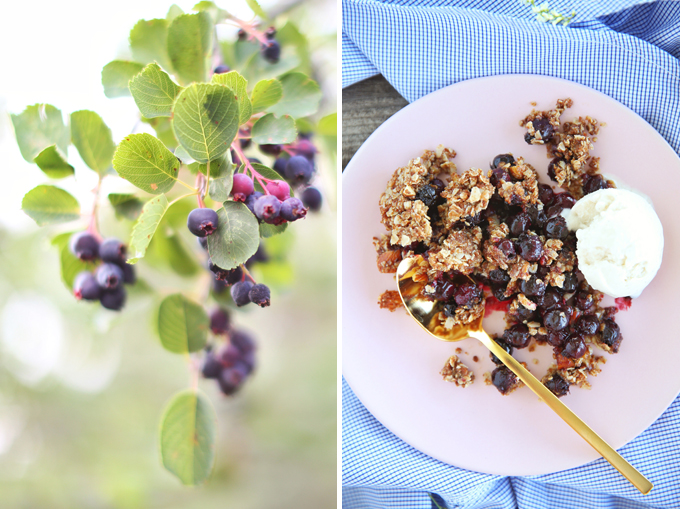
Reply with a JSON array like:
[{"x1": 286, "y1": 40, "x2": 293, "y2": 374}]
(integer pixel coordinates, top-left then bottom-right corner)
[{"x1": 440, "y1": 355, "x2": 475, "y2": 388}]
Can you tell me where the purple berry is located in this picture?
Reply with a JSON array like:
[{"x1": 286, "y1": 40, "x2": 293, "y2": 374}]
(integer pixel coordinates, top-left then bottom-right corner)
[
  {"x1": 201, "y1": 351, "x2": 222, "y2": 379},
  {"x1": 231, "y1": 281, "x2": 254, "y2": 306},
  {"x1": 69, "y1": 232, "x2": 100, "y2": 261},
  {"x1": 253, "y1": 195, "x2": 282, "y2": 223},
  {"x1": 301, "y1": 187, "x2": 322, "y2": 211},
  {"x1": 230, "y1": 330, "x2": 256, "y2": 354},
  {"x1": 491, "y1": 153, "x2": 515, "y2": 168},
  {"x1": 248, "y1": 284, "x2": 270, "y2": 307},
  {"x1": 73, "y1": 272, "x2": 101, "y2": 301},
  {"x1": 517, "y1": 233, "x2": 543, "y2": 261},
  {"x1": 100, "y1": 286, "x2": 126, "y2": 311},
  {"x1": 264, "y1": 26, "x2": 276, "y2": 40},
  {"x1": 99, "y1": 238, "x2": 126, "y2": 264},
  {"x1": 187, "y1": 208, "x2": 219, "y2": 237},
  {"x1": 210, "y1": 307, "x2": 230, "y2": 334},
  {"x1": 214, "y1": 64, "x2": 230, "y2": 74},
  {"x1": 95, "y1": 263, "x2": 124, "y2": 290},
  {"x1": 259, "y1": 144, "x2": 282, "y2": 156},
  {"x1": 261, "y1": 39, "x2": 280, "y2": 63},
  {"x1": 295, "y1": 139, "x2": 316, "y2": 161},
  {"x1": 122, "y1": 263, "x2": 136, "y2": 285},
  {"x1": 245, "y1": 191, "x2": 264, "y2": 215},
  {"x1": 280, "y1": 197, "x2": 308, "y2": 221},
  {"x1": 284, "y1": 155, "x2": 314, "y2": 185}
]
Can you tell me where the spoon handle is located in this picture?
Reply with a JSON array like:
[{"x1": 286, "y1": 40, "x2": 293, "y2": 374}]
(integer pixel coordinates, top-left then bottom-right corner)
[{"x1": 471, "y1": 329, "x2": 653, "y2": 495}]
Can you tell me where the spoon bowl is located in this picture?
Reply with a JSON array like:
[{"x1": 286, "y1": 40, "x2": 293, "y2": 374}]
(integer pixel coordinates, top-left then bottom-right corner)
[{"x1": 396, "y1": 255, "x2": 652, "y2": 495}]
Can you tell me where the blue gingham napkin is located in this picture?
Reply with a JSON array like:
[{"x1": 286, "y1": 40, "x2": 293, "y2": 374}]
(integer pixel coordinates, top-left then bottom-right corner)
[{"x1": 342, "y1": 1, "x2": 680, "y2": 507}]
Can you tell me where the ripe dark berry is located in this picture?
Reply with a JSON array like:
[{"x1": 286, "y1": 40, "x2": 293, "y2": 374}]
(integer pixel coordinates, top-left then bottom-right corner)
[
  {"x1": 249, "y1": 284, "x2": 271, "y2": 307},
  {"x1": 264, "y1": 26, "x2": 276, "y2": 40},
  {"x1": 209, "y1": 262, "x2": 243, "y2": 285},
  {"x1": 490, "y1": 337, "x2": 513, "y2": 365},
  {"x1": 187, "y1": 208, "x2": 219, "y2": 237},
  {"x1": 237, "y1": 28, "x2": 247, "y2": 40},
  {"x1": 217, "y1": 364, "x2": 248, "y2": 395},
  {"x1": 497, "y1": 239, "x2": 516, "y2": 258},
  {"x1": 198, "y1": 237, "x2": 208, "y2": 251},
  {"x1": 491, "y1": 365, "x2": 519, "y2": 395},
  {"x1": 576, "y1": 315, "x2": 599, "y2": 335},
  {"x1": 509, "y1": 212, "x2": 532, "y2": 236},
  {"x1": 219, "y1": 344, "x2": 242, "y2": 367},
  {"x1": 489, "y1": 269, "x2": 510, "y2": 286},
  {"x1": 210, "y1": 307, "x2": 230, "y2": 335},
  {"x1": 73, "y1": 272, "x2": 101, "y2": 301},
  {"x1": 259, "y1": 144, "x2": 282, "y2": 156},
  {"x1": 524, "y1": 117, "x2": 554, "y2": 144},
  {"x1": 253, "y1": 195, "x2": 282, "y2": 223},
  {"x1": 562, "y1": 334, "x2": 587, "y2": 358},
  {"x1": 245, "y1": 191, "x2": 264, "y2": 215},
  {"x1": 69, "y1": 232, "x2": 100, "y2": 261},
  {"x1": 520, "y1": 276, "x2": 546, "y2": 297},
  {"x1": 600, "y1": 318, "x2": 622, "y2": 352},
  {"x1": 122, "y1": 263, "x2": 136, "y2": 285},
  {"x1": 453, "y1": 282, "x2": 483, "y2": 308},
  {"x1": 562, "y1": 272, "x2": 579, "y2": 292},
  {"x1": 544, "y1": 216, "x2": 569, "y2": 239},
  {"x1": 273, "y1": 157, "x2": 288, "y2": 176},
  {"x1": 201, "y1": 351, "x2": 222, "y2": 379},
  {"x1": 231, "y1": 174, "x2": 255, "y2": 201},
  {"x1": 266, "y1": 180, "x2": 290, "y2": 201},
  {"x1": 538, "y1": 183, "x2": 555, "y2": 205},
  {"x1": 214, "y1": 64, "x2": 230, "y2": 74},
  {"x1": 95, "y1": 263, "x2": 124, "y2": 290},
  {"x1": 295, "y1": 139, "x2": 316, "y2": 161},
  {"x1": 503, "y1": 324, "x2": 531, "y2": 348},
  {"x1": 230, "y1": 330, "x2": 255, "y2": 354},
  {"x1": 574, "y1": 290, "x2": 594, "y2": 310},
  {"x1": 280, "y1": 197, "x2": 308, "y2": 221},
  {"x1": 546, "y1": 329, "x2": 568, "y2": 347},
  {"x1": 261, "y1": 39, "x2": 281, "y2": 63},
  {"x1": 284, "y1": 155, "x2": 314, "y2": 185},
  {"x1": 231, "y1": 281, "x2": 254, "y2": 306},
  {"x1": 431, "y1": 275, "x2": 456, "y2": 301},
  {"x1": 490, "y1": 167, "x2": 510, "y2": 188},
  {"x1": 517, "y1": 233, "x2": 543, "y2": 261},
  {"x1": 583, "y1": 174, "x2": 610, "y2": 195},
  {"x1": 301, "y1": 187, "x2": 322, "y2": 211},
  {"x1": 100, "y1": 286, "x2": 126, "y2": 311},
  {"x1": 543, "y1": 306, "x2": 571, "y2": 331},
  {"x1": 535, "y1": 288, "x2": 562, "y2": 310},
  {"x1": 99, "y1": 238, "x2": 126, "y2": 264},
  {"x1": 544, "y1": 372, "x2": 570, "y2": 397},
  {"x1": 414, "y1": 185, "x2": 438, "y2": 208},
  {"x1": 491, "y1": 153, "x2": 515, "y2": 168}
]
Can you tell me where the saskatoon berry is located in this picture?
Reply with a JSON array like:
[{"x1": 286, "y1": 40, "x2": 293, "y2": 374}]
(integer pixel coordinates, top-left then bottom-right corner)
[
  {"x1": 231, "y1": 174, "x2": 255, "y2": 201},
  {"x1": 245, "y1": 191, "x2": 264, "y2": 215},
  {"x1": 562, "y1": 272, "x2": 579, "y2": 292},
  {"x1": 524, "y1": 117, "x2": 554, "y2": 143},
  {"x1": 273, "y1": 157, "x2": 288, "y2": 176},
  {"x1": 576, "y1": 315, "x2": 599, "y2": 335},
  {"x1": 231, "y1": 330, "x2": 255, "y2": 354},
  {"x1": 583, "y1": 174, "x2": 609, "y2": 195},
  {"x1": 600, "y1": 318, "x2": 622, "y2": 352},
  {"x1": 490, "y1": 337, "x2": 513, "y2": 365},
  {"x1": 280, "y1": 197, "x2": 308, "y2": 222},
  {"x1": 301, "y1": 187, "x2": 322, "y2": 211},
  {"x1": 431, "y1": 276, "x2": 456, "y2": 301},
  {"x1": 491, "y1": 153, "x2": 515, "y2": 168},
  {"x1": 237, "y1": 28, "x2": 247, "y2": 40},
  {"x1": 295, "y1": 139, "x2": 317, "y2": 161},
  {"x1": 517, "y1": 233, "x2": 543, "y2": 262},
  {"x1": 543, "y1": 307, "x2": 570, "y2": 331},
  {"x1": 100, "y1": 286, "x2": 126, "y2": 311},
  {"x1": 187, "y1": 208, "x2": 219, "y2": 237},
  {"x1": 99, "y1": 238, "x2": 126, "y2": 264},
  {"x1": 535, "y1": 288, "x2": 562, "y2": 310},
  {"x1": 544, "y1": 216, "x2": 569, "y2": 239},
  {"x1": 562, "y1": 334, "x2": 587, "y2": 358},
  {"x1": 253, "y1": 195, "x2": 282, "y2": 223},
  {"x1": 547, "y1": 157, "x2": 565, "y2": 182},
  {"x1": 241, "y1": 349, "x2": 256, "y2": 373},
  {"x1": 490, "y1": 167, "x2": 511, "y2": 187},
  {"x1": 266, "y1": 180, "x2": 291, "y2": 201},
  {"x1": 546, "y1": 329, "x2": 568, "y2": 347},
  {"x1": 520, "y1": 276, "x2": 546, "y2": 297},
  {"x1": 73, "y1": 272, "x2": 101, "y2": 301},
  {"x1": 96, "y1": 263, "x2": 124, "y2": 290},
  {"x1": 544, "y1": 372, "x2": 570, "y2": 397},
  {"x1": 210, "y1": 307, "x2": 231, "y2": 335},
  {"x1": 574, "y1": 290, "x2": 594, "y2": 310},
  {"x1": 493, "y1": 285, "x2": 512, "y2": 302},
  {"x1": 509, "y1": 213, "x2": 532, "y2": 236},
  {"x1": 414, "y1": 185, "x2": 438, "y2": 208},
  {"x1": 201, "y1": 351, "x2": 223, "y2": 379},
  {"x1": 285, "y1": 155, "x2": 314, "y2": 185},
  {"x1": 442, "y1": 302, "x2": 457, "y2": 318},
  {"x1": 503, "y1": 324, "x2": 531, "y2": 348},
  {"x1": 261, "y1": 39, "x2": 281, "y2": 63},
  {"x1": 220, "y1": 344, "x2": 242, "y2": 367},
  {"x1": 249, "y1": 284, "x2": 271, "y2": 307},
  {"x1": 497, "y1": 239, "x2": 516, "y2": 258},
  {"x1": 513, "y1": 303, "x2": 535, "y2": 321},
  {"x1": 214, "y1": 64, "x2": 230, "y2": 74},
  {"x1": 552, "y1": 192, "x2": 576, "y2": 210},
  {"x1": 264, "y1": 26, "x2": 276, "y2": 40},
  {"x1": 489, "y1": 269, "x2": 510, "y2": 286},
  {"x1": 122, "y1": 263, "x2": 136, "y2": 285},
  {"x1": 491, "y1": 366, "x2": 519, "y2": 395},
  {"x1": 210, "y1": 263, "x2": 243, "y2": 285},
  {"x1": 538, "y1": 183, "x2": 555, "y2": 205},
  {"x1": 217, "y1": 365, "x2": 248, "y2": 395},
  {"x1": 231, "y1": 281, "x2": 254, "y2": 306},
  {"x1": 259, "y1": 144, "x2": 282, "y2": 156},
  {"x1": 453, "y1": 282, "x2": 483, "y2": 308},
  {"x1": 198, "y1": 237, "x2": 208, "y2": 251},
  {"x1": 69, "y1": 232, "x2": 100, "y2": 261}
]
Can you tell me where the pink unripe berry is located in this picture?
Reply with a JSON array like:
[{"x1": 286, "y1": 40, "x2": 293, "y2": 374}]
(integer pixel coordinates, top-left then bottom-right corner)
[
  {"x1": 231, "y1": 173, "x2": 255, "y2": 202},
  {"x1": 265, "y1": 180, "x2": 290, "y2": 201}
]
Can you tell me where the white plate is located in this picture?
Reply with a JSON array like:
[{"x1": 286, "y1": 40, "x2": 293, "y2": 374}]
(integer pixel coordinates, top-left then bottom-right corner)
[{"x1": 342, "y1": 74, "x2": 680, "y2": 476}]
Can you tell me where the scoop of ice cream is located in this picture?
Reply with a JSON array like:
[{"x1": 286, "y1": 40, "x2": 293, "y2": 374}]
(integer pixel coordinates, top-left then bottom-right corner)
[{"x1": 565, "y1": 188, "x2": 663, "y2": 298}]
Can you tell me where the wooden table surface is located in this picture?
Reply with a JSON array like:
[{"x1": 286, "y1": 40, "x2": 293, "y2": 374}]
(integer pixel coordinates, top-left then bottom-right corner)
[{"x1": 341, "y1": 75, "x2": 408, "y2": 170}]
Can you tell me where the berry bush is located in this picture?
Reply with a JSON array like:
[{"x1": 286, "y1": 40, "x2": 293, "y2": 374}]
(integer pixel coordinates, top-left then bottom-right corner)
[{"x1": 8, "y1": 0, "x2": 336, "y2": 487}]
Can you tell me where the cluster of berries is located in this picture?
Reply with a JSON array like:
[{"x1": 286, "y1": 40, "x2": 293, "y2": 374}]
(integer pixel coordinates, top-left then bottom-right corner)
[
  {"x1": 201, "y1": 307, "x2": 257, "y2": 395},
  {"x1": 231, "y1": 172, "x2": 308, "y2": 225},
  {"x1": 270, "y1": 138, "x2": 323, "y2": 212},
  {"x1": 238, "y1": 25, "x2": 280, "y2": 64},
  {"x1": 70, "y1": 232, "x2": 135, "y2": 311},
  {"x1": 187, "y1": 208, "x2": 272, "y2": 308}
]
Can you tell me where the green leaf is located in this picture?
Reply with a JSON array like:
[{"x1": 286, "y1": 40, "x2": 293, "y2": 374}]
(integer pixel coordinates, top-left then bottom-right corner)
[
  {"x1": 11, "y1": 104, "x2": 70, "y2": 163},
  {"x1": 295, "y1": 117, "x2": 315, "y2": 135},
  {"x1": 174, "y1": 145, "x2": 194, "y2": 164},
  {"x1": 245, "y1": 0, "x2": 268, "y2": 20},
  {"x1": 166, "y1": 4, "x2": 184, "y2": 23},
  {"x1": 251, "y1": 113, "x2": 296, "y2": 144},
  {"x1": 276, "y1": 21, "x2": 312, "y2": 73},
  {"x1": 251, "y1": 162, "x2": 285, "y2": 194},
  {"x1": 223, "y1": 39, "x2": 259, "y2": 70},
  {"x1": 187, "y1": 154, "x2": 234, "y2": 178},
  {"x1": 192, "y1": 1, "x2": 229, "y2": 23},
  {"x1": 128, "y1": 194, "x2": 170, "y2": 263},
  {"x1": 22, "y1": 185, "x2": 80, "y2": 226},
  {"x1": 159, "y1": 390, "x2": 216, "y2": 486},
  {"x1": 129, "y1": 18, "x2": 174, "y2": 72},
  {"x1": 129, "y1": 63, "x2": 182, "y2": 118},
  {"x1": 172, "y1": 83, "x2": 239, "y2": 163},
  {"x1": 150, "y1": 229, "x2": 200, "y2": 276},
  {"x1": 207, "y1": 202, "x2": 259, "y2": 270},
  {"x1": 108, "y1": 193, "x2": 145, "y2": 221},
  {"x1": 113, "y1": 133, "x2": 180, "y2": 194},
  {"x1": 157, "y1": 294, "x2": 209, "y2": 353},
  {"x1": 242, "y1": 53, "x2": 301, "y2": 84},
  {"x1": 34, "y1": 145, "x2": 74, "y2": 179},
  {"x1": 259, "y1": 221, "x2": 288, "y2": 238},
  {"x1": 70, "y1": 110, "x2": 116, "y2": 175},
  {"x1": 101, "y1": 60, "x2": 145, "y2": 98},
  {"x1": 142, "y1": 116, "x2": 178, "y2": 149},
  {"x1": 208, "y1": 175, "x2": 232, "y2": 202},
  {"x1": 317, "y1": 113, "x2": 337, "y2": 136},
  {"x1": 251, "y1": 78, "x2": 283, "y2": 113},
  {"x1": 268, "y1": 73, "x2": 322, "y2": 118},
  {"x1": 211, "y1": 71, "x2": 252, "y2": 125},
  {"x1": 167, "y1": 12, "x2": 212, "y2": 85}
]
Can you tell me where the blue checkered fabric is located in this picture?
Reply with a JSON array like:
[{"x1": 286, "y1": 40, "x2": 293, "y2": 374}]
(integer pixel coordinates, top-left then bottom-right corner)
[{"x1": 342, "y1": 1, "x2": 680, "y2": 507}]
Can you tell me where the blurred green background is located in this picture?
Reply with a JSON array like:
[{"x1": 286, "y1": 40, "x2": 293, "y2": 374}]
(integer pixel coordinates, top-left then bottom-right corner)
[{"x1": 0, "y1": 0, "x2": 337, "y2": 507}]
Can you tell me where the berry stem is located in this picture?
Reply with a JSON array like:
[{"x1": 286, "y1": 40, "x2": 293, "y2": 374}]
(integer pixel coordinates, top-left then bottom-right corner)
[
  {"x1": 231, "y1": 140, "x2": 272, "y2": 193},
  {"x1": 87, "y1": 175, "x2": 103, "y2": 240},
  {"x1": 196, "y1": 172, "x2": 207, "y2": 208},
  {"x1": 226, "y1": 17, "x2": 268, "y2": 45},
  {"x1": 240, "y1": 263, "x2": 257, "y2": 284}
]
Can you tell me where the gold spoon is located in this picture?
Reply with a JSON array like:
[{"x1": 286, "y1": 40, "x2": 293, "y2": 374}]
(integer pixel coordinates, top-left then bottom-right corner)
[{"x1": 396, "y1": 256, "x2": 652, "y2": 495}]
